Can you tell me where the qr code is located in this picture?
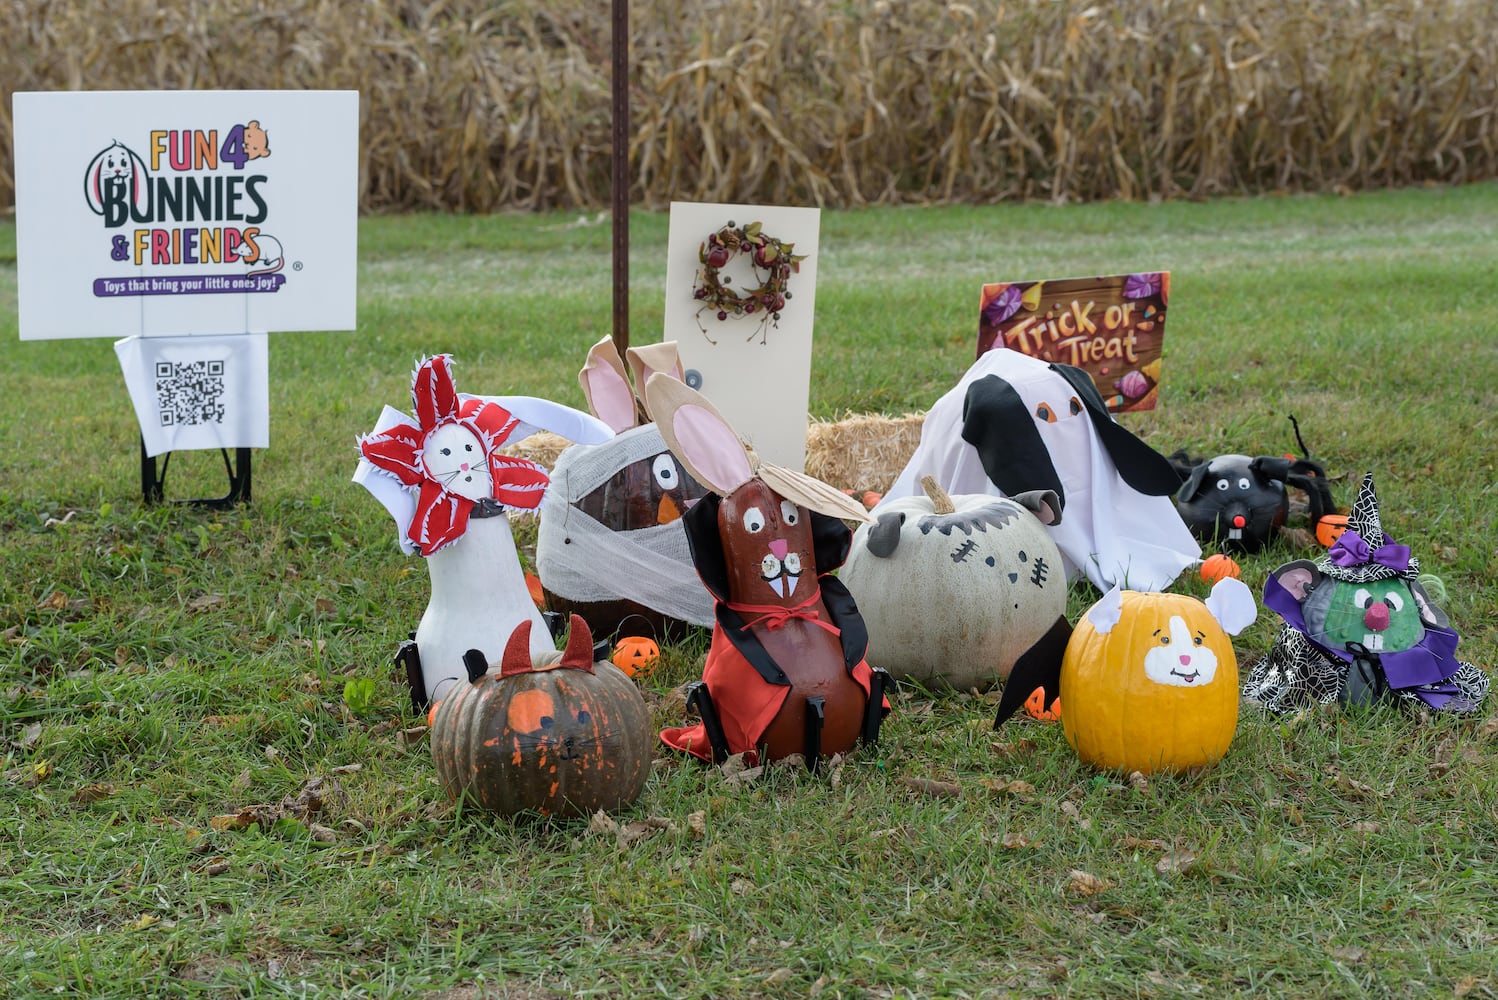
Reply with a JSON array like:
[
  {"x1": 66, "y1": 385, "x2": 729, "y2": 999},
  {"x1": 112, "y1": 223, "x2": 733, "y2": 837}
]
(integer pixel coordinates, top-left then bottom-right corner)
[{"x1": 155, "y1": 360, "x2": 227, "y2": 427}]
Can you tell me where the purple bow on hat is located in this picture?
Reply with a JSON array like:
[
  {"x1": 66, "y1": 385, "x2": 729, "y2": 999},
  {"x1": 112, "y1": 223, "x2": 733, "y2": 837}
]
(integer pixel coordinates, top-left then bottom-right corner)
[{"x1": 1328, "y1": 529, "x2": 1411, "y2": 572}]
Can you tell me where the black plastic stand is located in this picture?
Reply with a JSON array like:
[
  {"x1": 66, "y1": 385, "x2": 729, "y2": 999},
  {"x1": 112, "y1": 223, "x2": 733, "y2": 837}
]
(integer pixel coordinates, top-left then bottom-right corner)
[{"x1": 140, "y1": 436, "x2": 252, "y2": 508}]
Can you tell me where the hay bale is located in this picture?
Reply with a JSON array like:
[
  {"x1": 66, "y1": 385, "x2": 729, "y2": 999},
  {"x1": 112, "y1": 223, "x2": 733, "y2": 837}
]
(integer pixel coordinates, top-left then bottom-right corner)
[
  {"x1": 509, "y1": 413, "x2": 925, "y2": 495},
  {"x1": 805, "y1": 413, "x2": 925, "y2": 496}
]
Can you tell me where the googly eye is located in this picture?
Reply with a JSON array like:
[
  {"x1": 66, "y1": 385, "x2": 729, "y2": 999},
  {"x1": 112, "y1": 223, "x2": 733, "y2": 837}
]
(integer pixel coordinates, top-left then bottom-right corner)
[
  {"x1": 1215, "y1": 479, "x2": 1230, "y2": 492},
  {"x1": 784, "y1": 552, "x2": 802, "y2": 574},
  {"x1": 1238, "y1": 477, "x2": 1251, "y2": 490},
  {"x1": 743, "y1": 507, "x2": 766, "y2": 533},
  {"x1": 652, "y1": 454, "x2": 679, "y2": 490},
  {"x1": 780, "y1": 500, "x2": 799, "y2": 525}
]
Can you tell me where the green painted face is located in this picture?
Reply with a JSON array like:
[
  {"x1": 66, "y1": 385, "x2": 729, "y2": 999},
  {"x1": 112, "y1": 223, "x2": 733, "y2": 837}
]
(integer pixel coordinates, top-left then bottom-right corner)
[{"x1": 1314, "y1": 578, "x2": 1425, "y2": 653}]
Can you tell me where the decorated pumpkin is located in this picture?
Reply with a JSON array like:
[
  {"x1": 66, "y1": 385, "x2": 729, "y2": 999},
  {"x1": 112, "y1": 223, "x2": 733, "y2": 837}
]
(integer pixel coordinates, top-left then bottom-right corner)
[
  {"x1": 429, "y1": 615, "x2": 652, "y2": 818},
  {"x1": 538, "y1": 338, "x2": 713, "y2": 642},
  {"x1": 840, "y1": 476, "x2": 1066, "y2": 689},
  {"x1": 994, "y1": 579, "x2": 1258, "y2": 775}
]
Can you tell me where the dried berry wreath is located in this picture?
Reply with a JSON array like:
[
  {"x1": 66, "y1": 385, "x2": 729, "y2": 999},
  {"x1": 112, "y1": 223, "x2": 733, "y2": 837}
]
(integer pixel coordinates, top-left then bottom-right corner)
[{"x1": 692, "y1": 220, "x2": 807, "y2": 344}]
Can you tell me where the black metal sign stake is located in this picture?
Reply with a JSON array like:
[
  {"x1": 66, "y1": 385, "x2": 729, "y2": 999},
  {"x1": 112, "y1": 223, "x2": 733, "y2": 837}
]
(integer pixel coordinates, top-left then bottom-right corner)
[{"x1": 140, "y1": 436, "x2": 253, "y2": 508}]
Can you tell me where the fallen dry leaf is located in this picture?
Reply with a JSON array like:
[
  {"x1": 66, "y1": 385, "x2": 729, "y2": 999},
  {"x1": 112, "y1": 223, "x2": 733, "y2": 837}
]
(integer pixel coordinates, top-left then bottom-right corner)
[
  {"x1": 763, "y1": 969, "x2": 794, "y2": 985},
  {"x1": 589, "y1": 810, "x2": 620, "y2": 836},
  {"x1": 1330, "y1": 945, "x2": 1366, "y2": 964},
  {"x1": 187, "y1": 593, "x2": 224, "y2": 611},
  {"x1": 71, "y1": 782, "x2": 117, "y2": 805},
  {"x1": 1067, "y1": 869, "x2": 1113, "y2": 896},
  {"x1": 1001, "y1": 831, "x2": 1034, "y2": 849},
  {"x1": 37, "y1": 590, "x2": 69, "y2": 610},
  {"x1": 730, "y1": 878, "x2": 755, "y2": 896},
  {"x1": 1119, "y1": 836, "x2": 1170, "y2": 852},
  {"x1": 1127, "y1": 771, "x2": 1150, "y2": 791},
  {"x1": 897, "y1": 776, "x2": 961, "y2": 798},
  {"x1": 687, "y1": 810, "x2": 707, "y2": 839},
  {"x1": 1060, "y1": 800, "x2": 1092, "y2": 830},
  {"x1": 315, "y1": 598, "x2": 337, "y2": 615},
  {"x1": 1352, "y1": 821, "x2": 1382, "y2": 835},
  {"x1": 991, "y1": 738, "x2": 1037, "y2": 755},
  {"x1": 617, "y1": 817, "x2": 675, "y2": 847},
  {"x1": 398, "y1": 726, "x2": 429, "y2": 746},
  {"x1": 1155, "y1": 850, "x2": 1198, "y2": 875},
  {"x1": 981, "y1": 778, "x2": 1035, "y2": 796}
]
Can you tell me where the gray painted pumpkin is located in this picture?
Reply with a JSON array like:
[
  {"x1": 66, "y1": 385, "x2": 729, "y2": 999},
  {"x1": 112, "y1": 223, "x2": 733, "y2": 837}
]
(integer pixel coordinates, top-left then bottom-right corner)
[{"x1": 840, "y1": 477, "x2": 1067, "y2": 690}]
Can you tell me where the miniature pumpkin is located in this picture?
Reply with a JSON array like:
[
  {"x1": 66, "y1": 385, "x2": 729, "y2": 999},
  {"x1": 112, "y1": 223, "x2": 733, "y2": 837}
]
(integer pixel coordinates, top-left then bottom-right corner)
[
  {"x1": 1060, "y1": 589, "x2": 1243, "y2": 774},
  {"x1": 1199, "y1": 553, "x2": 1242, "y2": 584},
  {"x1": 611, "y1": 635, "x2": 660, "y2": 679},
  {"x1": 429, "y1": 616, "x2": 652, "y2": 818},
  {"x1": 840, "y1": 476, "x2": 1066, "y2": 689}
]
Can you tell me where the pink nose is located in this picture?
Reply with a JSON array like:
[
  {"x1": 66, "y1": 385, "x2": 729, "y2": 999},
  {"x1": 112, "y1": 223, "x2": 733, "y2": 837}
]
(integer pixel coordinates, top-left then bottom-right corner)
[
  {"x1": 769, "y1": 539, "x2": 789, "y2": 560},
  {"x1": 1178, "y1": 654, "x2": 1191, "y2": 666},
  {"x1": 1364, "y1": 601, "x2": 1390, "y2": 631},
  {"x1": 460, "y1": 462, "x2": 470, "y2": 471}
]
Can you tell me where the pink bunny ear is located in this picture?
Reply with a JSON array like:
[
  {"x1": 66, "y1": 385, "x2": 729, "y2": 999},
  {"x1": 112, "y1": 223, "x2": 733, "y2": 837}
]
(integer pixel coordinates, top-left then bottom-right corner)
[
  {"x1": 626, "y1": 342, "x2": 683, "y2": 417},
  {"x1": 643, "y1": 373, "x2": 754, "y2": 496},
  {"x1": 579, "y1": 337, "x2": 639, "y2": 432}
]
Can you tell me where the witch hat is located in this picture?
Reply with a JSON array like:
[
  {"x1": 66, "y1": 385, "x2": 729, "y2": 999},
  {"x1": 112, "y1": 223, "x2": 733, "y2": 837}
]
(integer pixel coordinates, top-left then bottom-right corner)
[{"x1": 1316, "y1": 473, "x2": 1419, "y2": 584}]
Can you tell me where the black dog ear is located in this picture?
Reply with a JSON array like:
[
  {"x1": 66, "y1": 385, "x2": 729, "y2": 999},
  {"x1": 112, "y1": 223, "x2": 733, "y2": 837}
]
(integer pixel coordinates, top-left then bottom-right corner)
[
  {"x1": 1176, "y1": 461, "x2": 1211, "y2": 503},
  {"x1": 1049, "y1": 363, "x2": 1184, "y2": 497},
  {"x1": 961, "y1": 374, "x2": 1065, "y2": 504},
  {"x1": 1249, "y1": 455, "x2": 1292, "y2": 483}
]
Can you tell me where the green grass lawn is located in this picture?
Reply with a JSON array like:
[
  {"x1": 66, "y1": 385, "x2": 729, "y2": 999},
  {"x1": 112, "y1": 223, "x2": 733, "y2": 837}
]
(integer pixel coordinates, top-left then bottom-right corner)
[{"x1": 2, "y1": 184, "x2": 1496, "y2": 998}]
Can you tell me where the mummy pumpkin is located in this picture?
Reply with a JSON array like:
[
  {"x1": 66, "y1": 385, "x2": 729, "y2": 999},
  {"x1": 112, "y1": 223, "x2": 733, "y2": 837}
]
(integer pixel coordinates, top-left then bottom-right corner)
[{"x1": 840, "y1": 476, "x2": 1066, "y2": 690}]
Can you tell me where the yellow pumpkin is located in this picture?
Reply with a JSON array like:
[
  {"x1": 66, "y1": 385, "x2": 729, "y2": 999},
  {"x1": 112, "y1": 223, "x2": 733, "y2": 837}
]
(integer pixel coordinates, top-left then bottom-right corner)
[{"x1": 1060, "y1": 590, "x2": 1240, "y2": 774}]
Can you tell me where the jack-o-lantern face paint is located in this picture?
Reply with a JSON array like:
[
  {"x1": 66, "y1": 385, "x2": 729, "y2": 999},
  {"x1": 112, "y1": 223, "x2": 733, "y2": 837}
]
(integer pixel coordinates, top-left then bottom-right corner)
[{"x1": 718, "y1": 480, "x2": 813, "y2": 603}]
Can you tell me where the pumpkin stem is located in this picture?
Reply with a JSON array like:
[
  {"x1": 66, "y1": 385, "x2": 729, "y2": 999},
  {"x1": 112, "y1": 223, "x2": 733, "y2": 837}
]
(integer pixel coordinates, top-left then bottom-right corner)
[{"x1": 920, "y1": 475, "x2": 956, "y2": 515}]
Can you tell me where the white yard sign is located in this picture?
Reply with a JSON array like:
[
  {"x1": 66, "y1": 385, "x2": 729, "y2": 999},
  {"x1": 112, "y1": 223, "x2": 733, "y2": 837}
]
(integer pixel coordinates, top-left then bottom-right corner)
[
  {"x1": 13, "y1": 90, "x2": 358, "y2": 340},
  {"x1": 663, "y1": 202, "x2": 820, "y2": 472}
]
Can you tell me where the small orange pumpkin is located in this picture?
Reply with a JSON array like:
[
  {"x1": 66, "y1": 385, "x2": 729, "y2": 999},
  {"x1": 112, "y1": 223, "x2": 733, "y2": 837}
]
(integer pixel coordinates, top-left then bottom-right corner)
[
  {"x1": 1023, "y1": 686, "x2": 1061, "y2": 723},
  {"x1": 611, "y1": 635, "x2": 660, "y2": 678},
  {"x1": 1199, "y1": 553, "x2": 1242, "y2": 584},
  {"x1": 1061, "y1": 589, "x2": 1243, "y2": 774},
  {"x1": 1316, "y1": 513, "x2": 1349, "y2": 548}
]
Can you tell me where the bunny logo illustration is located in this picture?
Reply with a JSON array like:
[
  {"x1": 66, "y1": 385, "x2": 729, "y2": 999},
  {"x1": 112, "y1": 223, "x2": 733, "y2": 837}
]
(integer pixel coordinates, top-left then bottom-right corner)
[
  {"x1": 536, "y1": 338, "x2": 713, "y2": 641},
  {"x1": 643, "y1": 375, "x2": 890, "y2": 768},
  {"x1": 84, "y1": 140, "x2": 151, "y2": 226},
  {"x1": 243, "y1": 120, "x2": 271, "y2": 160},
  {"x1": 354, "y1": 354, "x2": 613, "y2": 709}
]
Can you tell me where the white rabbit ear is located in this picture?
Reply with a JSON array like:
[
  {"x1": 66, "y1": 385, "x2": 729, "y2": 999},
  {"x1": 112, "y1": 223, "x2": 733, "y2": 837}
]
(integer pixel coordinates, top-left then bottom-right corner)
[
  {"x1": 579, "y1": 337, "x2": 639, "y2": 432},
  {"x1": 1086, "y1": 585, "x2": 1125, "y2": 634},
  {"x1": 1205, "y1": 576, "x2": 1257, "y2": 636},
  {"x1": 626, "y1": 342, "x2": 683, "y2": 419},
  {"x1": 644, "y1": 373, "x2": 754, "y2": 496}
]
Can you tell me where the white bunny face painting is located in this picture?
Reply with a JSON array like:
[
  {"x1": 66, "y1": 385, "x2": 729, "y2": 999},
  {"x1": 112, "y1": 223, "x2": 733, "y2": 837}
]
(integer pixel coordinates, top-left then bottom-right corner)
[
  {"x1": 419, "y1": 421, "x2": 493, "y2": 504},
  {"x1": 1141, "y1": 613, "x2": 1220, "y2": 687}
]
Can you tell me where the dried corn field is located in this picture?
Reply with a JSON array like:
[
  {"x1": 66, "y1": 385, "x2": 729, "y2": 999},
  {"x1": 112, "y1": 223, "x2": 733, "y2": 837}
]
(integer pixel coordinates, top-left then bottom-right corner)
[{"x1": 2, "y1": 0, "x2": 1495, "y2": 212}]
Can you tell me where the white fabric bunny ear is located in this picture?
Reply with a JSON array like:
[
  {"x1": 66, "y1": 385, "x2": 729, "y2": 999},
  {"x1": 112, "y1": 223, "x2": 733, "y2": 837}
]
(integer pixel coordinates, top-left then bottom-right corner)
[
  {"x1": 626, "y1": 342, "x2": 683, "y2": 419},
  {"x1": 1205, "y1": 576, "x2": 1257, "y2": 635},
  {"x1": 579, "y1": 336, "x2": 639, "y2": 433},
  {"x1": 1086, "y1": 584, "x2": 1126, "y2": 634},
  {"x1": 644, "y1": 373, "x2": 873, "y2": 523}
]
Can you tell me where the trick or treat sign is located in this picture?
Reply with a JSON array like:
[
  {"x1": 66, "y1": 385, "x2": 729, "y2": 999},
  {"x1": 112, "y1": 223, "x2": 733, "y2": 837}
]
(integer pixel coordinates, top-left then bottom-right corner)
[
  {"x1": 977, "y1": 272, "x2": 1169, "y2": 413},
  {"x1": 12, "y1": 90, "x2": 358, "y2": 341},
  {"x1": 664, "y1": 202, "x2": 820, "y2": 472}
]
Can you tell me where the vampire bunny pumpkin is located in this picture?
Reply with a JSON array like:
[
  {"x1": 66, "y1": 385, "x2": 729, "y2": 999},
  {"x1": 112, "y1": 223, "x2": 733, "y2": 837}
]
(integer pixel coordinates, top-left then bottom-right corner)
[
  {"x1": 642, "y1": 375, "x2": 891, "y2": 768},
  {"x1": 994, "y1": 579, "x2": 1258, "y2": 775},
  {"x1": 1244, "y1": 472, "x2": 1488, "y2": 714},
  {"x1": 429, "y1": 615, "x2": 653, "y2": 818},
  {"x1": 840, "y1": 476, "x2": 1067, "y2": 690},
  {"x1": 354, "y1": 354, "x2": 613, "y2": 711},
  {"x1": 537, "y1": 338, "x2": 712, "y2": 643}
]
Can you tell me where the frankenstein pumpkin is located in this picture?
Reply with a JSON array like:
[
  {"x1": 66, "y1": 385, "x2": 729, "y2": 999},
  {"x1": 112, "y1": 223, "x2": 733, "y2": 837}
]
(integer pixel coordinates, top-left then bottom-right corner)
[
  {"x1": 840, "y1": 476, "x2": 1066, "y2": 689},
  {"x1": 994, "y1": 579, "x2": 1258, "y2": 775},
  {"x1": 429, "y1": 615, "x2": 652, "y2": 818}
]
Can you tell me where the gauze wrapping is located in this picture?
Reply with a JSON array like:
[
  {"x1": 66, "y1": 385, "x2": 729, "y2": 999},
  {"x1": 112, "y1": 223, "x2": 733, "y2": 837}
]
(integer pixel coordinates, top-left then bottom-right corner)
[{"x1": 537, "y1": 425, "x2": 715, "y2": 626}]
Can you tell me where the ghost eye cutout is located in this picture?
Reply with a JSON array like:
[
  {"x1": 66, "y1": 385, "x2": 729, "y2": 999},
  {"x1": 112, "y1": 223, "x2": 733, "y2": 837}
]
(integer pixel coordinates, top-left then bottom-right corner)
[
  {"x1": 780, "y1": 500, "x2": 799, "y2": 525},
  {"x1": 1035, "y1": 403, "x2": 1056, "y2": 423},
  {"x1": 1069, "y1": 396, "x2": 1082, "y2": 416},
  {"x1": 743, "y1": 507, "x2": 766, "y2": 533},
  {"x1": 652, "y1": 454, "x2": 678, "y2": 489}
]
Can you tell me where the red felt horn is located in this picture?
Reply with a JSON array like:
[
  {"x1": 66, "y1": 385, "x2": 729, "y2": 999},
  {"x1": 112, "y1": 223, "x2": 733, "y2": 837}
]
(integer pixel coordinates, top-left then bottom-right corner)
[
  {"x1": 559, "y1": 614, "x2": 597, "y2": 672},
  {"x1": 500, "y1": 620, "x2": 535, "y2": 677}
]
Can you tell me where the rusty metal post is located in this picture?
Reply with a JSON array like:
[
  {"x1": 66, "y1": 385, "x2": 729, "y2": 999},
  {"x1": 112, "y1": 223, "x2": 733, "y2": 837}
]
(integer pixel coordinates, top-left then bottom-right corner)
[{"x1": 611, "y1": 0, "x2": 630, "y2": 356}]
